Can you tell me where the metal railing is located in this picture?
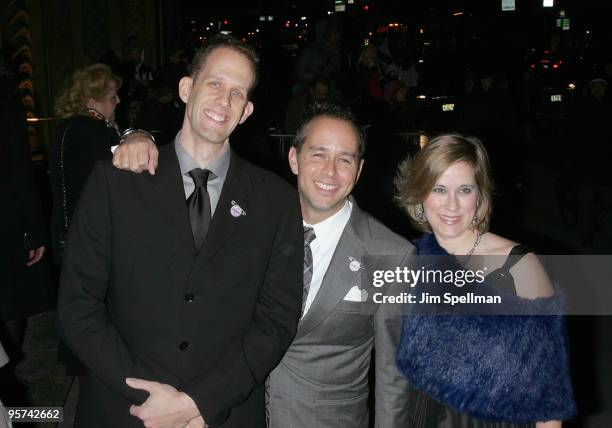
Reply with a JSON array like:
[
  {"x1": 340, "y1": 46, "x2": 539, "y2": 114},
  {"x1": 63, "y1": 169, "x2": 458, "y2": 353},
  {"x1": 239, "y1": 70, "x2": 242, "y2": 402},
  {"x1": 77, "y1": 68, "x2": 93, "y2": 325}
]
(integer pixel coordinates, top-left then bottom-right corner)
[{"x1": 268, "y1": 133, "x2": 296, "y2": 159}]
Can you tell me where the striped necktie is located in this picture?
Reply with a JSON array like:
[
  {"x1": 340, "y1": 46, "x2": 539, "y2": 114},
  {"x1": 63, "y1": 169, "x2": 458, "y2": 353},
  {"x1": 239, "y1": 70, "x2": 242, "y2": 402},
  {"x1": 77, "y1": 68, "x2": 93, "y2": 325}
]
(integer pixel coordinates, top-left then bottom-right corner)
[{"x1": 302, "y1": 226, "x2": 316, "y2": 314}]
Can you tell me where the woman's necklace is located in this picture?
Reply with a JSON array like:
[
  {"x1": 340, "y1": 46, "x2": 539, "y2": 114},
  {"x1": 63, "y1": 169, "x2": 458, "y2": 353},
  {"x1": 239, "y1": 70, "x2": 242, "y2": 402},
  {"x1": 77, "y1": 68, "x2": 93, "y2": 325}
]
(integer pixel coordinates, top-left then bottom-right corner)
[
  {"x1": 466, "y1": 231, "x2": 482, "y2": 257},
  {"x1": 86, "y1": 108, "x2": 121, "y2": 137},
  {"x1": 451, "y1": 231, "x2": 482, "y2": 265}
]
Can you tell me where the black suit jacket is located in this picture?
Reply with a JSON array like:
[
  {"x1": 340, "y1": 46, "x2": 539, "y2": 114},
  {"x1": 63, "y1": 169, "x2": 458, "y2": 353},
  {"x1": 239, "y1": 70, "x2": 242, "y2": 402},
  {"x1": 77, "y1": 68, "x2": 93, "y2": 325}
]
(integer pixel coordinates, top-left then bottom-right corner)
[{"x1": 58, "y1": 144, "x2": 303, "y2": 427}]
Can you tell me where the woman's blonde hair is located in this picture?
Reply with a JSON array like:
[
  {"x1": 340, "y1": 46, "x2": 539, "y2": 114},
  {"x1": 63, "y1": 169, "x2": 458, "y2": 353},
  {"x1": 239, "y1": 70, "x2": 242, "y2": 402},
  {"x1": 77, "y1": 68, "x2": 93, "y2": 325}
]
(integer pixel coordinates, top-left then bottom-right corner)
[
  {"x1": 395, "y1": 133, "x2": 495, "y2": 233},
  {"x1": 54, "y1": 63, "x2": 122, "y2": 118}
]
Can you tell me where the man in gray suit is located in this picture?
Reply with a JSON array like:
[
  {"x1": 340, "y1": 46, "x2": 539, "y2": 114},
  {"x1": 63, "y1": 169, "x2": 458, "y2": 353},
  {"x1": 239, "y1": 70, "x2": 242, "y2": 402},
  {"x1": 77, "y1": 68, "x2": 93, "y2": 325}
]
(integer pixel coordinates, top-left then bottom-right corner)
[
  {"x1": 112, "y1": 104, "x2": 415, "y2": 427},
  {"x1": 268, "y1": 104, "x2": 414, "y2": 427}
]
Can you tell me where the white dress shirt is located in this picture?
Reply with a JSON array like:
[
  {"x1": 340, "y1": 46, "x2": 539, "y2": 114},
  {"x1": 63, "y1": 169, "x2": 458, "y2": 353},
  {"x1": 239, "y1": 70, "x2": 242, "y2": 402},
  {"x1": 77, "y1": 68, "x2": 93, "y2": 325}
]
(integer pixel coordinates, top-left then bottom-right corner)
[{"x1": 302, "y1": 200, "x2": 352, "y2": 317}]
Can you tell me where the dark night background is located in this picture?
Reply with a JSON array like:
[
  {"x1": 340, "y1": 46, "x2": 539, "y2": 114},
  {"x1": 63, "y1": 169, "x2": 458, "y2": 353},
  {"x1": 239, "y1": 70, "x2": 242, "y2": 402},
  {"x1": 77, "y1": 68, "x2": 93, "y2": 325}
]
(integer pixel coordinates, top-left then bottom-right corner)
[{"x1": 1, "y1": 0, "x2": 611, "y2": 426}]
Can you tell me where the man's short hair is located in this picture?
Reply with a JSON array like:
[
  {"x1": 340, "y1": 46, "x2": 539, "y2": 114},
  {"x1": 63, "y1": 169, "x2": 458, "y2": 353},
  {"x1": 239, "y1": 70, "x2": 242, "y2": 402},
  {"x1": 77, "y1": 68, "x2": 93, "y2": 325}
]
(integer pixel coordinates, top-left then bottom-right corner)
[
  {"x1": 190, "y1": 35, "x2": 260, "y2": 97},
  {"x1": 292, "y1": 103, "x2": 366, "y2": 160}
]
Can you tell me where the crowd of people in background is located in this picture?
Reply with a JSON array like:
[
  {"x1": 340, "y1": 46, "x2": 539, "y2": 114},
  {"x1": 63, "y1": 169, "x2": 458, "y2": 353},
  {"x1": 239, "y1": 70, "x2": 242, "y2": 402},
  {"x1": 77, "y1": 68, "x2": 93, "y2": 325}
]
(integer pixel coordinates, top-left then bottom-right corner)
[
  {"x1": 1, "y1": 11, "x2": 611, "y2": 426},
  {"x1": 79, "y1": 17, "x2": 612, "y2": 179}
]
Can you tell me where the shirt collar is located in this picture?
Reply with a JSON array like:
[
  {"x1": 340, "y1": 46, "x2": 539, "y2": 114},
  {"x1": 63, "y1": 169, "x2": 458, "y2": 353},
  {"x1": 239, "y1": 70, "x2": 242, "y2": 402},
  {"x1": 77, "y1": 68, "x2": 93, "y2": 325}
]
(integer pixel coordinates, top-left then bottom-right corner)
[
  {"x1": 174, "y1": 131, "x2": 230, "y2": 181},
  {"x1": 304, "y1": 199, "x2": 352, "y2": 246}
]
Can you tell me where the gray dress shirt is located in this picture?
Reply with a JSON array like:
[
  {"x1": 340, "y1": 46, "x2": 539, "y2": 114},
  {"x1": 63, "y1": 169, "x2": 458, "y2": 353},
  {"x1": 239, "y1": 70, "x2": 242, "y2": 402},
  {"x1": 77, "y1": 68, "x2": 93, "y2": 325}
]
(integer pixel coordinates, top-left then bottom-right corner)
[{"x1": 174, "y1": 134, "x2": 229, "y2": 216}]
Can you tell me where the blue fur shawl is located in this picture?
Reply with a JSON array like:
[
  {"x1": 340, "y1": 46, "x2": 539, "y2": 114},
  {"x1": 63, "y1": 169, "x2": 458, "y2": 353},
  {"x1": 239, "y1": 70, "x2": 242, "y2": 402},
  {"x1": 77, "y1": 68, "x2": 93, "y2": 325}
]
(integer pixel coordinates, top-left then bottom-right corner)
[{"x1": 396, "y1": 233, "x2": 577, "y2": 423}]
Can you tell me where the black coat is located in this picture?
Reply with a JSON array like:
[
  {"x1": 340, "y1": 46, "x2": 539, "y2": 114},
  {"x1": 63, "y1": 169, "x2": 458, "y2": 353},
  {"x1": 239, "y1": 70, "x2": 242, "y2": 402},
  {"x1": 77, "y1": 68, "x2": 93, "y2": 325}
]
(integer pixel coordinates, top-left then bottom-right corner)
[
  {"x1": 49, "y1": 115, "x2": 120, "y2": 263},
  {"x1": 0, "y1": 98, "x2": 53, "y2": 321},
  {"x1": 57, "y1": 144, "x2": 303, "y2": 427}
]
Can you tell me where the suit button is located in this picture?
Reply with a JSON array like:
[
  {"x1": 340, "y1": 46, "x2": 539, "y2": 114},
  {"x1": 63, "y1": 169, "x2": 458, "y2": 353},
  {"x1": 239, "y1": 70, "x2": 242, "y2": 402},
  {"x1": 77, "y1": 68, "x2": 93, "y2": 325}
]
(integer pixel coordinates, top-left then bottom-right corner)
[
  {"x1": 184, "y1": 293, "x2": 195, "y2": 302},
  {"x1": 179, "y1": 341, "x2": 191, "y2": 351}
]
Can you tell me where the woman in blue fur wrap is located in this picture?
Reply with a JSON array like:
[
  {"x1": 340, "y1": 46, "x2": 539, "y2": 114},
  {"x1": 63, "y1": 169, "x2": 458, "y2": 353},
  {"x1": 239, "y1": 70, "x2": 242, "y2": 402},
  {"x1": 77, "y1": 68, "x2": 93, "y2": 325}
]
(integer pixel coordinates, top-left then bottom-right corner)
[{"x1": 394, "y1": 134, "x2": 576, "y2": 428}]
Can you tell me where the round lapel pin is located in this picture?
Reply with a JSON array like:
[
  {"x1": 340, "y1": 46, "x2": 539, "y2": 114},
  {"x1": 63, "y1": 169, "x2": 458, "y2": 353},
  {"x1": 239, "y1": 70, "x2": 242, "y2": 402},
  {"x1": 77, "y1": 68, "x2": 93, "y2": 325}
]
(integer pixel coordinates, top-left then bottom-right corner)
[
  {"x1": 349, "y1": 259, "x2": 361, "y2": 272},
  {"x1": 230, "y1": 200, "x2": 246, "y2": 217},
  {"x1": 230, "y1": 205, "x2": 242, "y2": 217}
]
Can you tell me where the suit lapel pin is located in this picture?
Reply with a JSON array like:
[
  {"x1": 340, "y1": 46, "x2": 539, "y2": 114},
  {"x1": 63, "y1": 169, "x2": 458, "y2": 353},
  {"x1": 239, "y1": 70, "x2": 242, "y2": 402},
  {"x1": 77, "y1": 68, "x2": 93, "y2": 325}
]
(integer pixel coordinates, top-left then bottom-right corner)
[
  {"x1": 348, "y1": 257, "x2": 363, "y2": 272},
  {"x1": 230, "y1": 200, "x2": 246, "y2": 218}
]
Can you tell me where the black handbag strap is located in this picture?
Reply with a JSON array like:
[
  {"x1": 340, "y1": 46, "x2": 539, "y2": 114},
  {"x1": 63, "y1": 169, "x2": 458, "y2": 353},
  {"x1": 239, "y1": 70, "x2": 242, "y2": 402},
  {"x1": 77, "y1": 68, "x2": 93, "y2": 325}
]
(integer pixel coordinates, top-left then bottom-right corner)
[{"x1": 59, "y1": 123, "x2": 70, "y2": 235}]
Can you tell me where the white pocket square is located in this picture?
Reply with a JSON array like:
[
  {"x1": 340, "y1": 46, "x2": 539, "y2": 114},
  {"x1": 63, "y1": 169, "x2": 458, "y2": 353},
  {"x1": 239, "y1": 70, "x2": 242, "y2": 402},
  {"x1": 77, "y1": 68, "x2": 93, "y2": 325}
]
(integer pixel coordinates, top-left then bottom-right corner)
[{"x1": 343, "y1": 285, "x2": 368, "y2": 302}]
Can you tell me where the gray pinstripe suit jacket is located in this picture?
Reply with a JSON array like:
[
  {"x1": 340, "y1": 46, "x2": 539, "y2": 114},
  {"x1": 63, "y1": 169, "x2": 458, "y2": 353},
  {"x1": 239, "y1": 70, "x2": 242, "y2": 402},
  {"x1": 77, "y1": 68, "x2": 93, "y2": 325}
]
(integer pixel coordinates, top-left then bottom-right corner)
[{"x1": 268, "y1": 199, "x2": 415, "y2": 428}]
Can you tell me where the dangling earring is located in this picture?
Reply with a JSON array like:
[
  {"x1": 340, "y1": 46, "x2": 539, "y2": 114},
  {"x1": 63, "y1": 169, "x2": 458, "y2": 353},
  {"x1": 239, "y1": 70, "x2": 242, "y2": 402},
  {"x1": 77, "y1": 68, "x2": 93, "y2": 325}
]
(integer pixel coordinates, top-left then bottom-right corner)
[
  {"x1": 87, "y1": 106, "x2": 105, "y2": 121},
  {"x1": 472, "y1": 202, "x2": 479, "y2": 226},
  {"x1": 416, "y1": 204, "x2": 427, "y2": 224}
]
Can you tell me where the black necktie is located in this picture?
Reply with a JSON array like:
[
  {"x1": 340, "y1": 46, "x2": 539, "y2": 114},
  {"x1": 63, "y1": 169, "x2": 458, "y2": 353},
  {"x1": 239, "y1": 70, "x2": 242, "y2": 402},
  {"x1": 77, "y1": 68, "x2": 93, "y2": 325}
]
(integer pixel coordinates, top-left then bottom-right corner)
[
  {"x1": 302, "y1": 226, "x2": 316, "y2": 314},
  {"x1": 187, "y1": 168, "x2": 212, "y2": 252}
]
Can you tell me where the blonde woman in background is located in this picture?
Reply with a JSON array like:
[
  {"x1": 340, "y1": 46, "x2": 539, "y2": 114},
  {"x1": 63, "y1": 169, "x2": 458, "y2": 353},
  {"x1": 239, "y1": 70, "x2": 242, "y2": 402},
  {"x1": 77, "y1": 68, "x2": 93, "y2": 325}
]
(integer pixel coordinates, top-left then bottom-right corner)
[
  {"x1": 49, "y1": 63, "x2": 122, "y2": 264},
  {"x1": 49, "y1": 64, "x2": 122, "y2": 376}
]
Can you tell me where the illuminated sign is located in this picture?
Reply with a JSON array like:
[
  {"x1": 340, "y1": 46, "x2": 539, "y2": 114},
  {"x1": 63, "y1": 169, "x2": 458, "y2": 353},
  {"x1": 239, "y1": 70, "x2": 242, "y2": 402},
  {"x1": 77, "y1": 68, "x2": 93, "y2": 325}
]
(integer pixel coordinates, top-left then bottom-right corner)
[
  {"x1": 551, "y1": 94, "x2": 562, "y2": 102},
  {"x1": 501, "y1": 0, "x2": 515, "y2": 11},
  {"x1": 562, "y1": 18, "x2": 570, "y2": 30},
  {"x1": 557, "y1": 18, "x2": 569, "y2": 29}
]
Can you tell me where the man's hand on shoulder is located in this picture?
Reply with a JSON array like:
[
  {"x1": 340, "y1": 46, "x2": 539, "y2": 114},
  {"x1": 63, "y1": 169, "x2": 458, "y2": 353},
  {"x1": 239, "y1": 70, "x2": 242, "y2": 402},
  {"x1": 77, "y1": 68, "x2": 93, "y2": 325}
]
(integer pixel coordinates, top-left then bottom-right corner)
[
  {"x1": 126, "y1": 378, "x2": 202, "y2": 428},
  {"x1": 113, "y1": 131, "x2": 159, "y2": 175}
]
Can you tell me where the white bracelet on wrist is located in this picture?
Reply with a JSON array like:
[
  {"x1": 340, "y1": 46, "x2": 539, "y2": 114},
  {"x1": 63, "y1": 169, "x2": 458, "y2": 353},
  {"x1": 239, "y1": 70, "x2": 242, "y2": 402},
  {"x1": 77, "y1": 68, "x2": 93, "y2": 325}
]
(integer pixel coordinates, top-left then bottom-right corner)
[{"x1": 120, "y1": 128, "x2": 156, "y2": 145}]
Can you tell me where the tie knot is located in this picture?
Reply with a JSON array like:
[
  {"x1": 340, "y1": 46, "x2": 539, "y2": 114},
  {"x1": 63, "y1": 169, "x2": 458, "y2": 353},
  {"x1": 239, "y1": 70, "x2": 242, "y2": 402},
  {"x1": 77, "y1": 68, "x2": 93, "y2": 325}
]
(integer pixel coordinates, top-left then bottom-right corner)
[
  {"x1": 188, "y1": 168, "x2": 211, "y2": 188},
  {"x1": 303, "y1": 226, "x2": 316, "y2": 247}
]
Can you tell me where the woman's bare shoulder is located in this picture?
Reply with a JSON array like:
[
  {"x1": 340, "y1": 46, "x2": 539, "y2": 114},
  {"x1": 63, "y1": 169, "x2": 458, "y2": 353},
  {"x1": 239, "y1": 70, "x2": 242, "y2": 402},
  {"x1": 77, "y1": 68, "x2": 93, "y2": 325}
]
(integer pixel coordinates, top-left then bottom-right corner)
[
  {"x1": 476, "y1": 232, "x2": 518, "y2": 256},
  {"x1": 477, "y1": 232, "x2": 554, "y2": 298},
  {"x1": 511, "y1": 252, "x2": 555, "y2": 299}
]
